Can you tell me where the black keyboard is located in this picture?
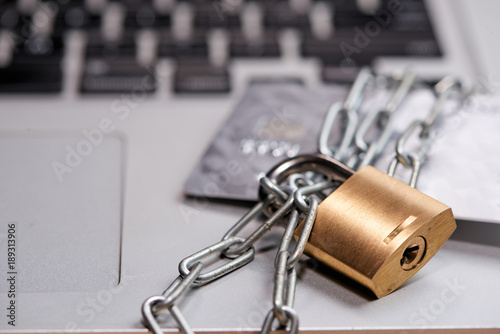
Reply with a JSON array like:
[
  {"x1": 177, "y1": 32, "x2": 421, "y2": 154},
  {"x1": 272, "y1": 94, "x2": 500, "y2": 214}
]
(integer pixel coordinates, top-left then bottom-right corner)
[{"x1": 0, "y1": 0, "x2": 442, "y2": 94}]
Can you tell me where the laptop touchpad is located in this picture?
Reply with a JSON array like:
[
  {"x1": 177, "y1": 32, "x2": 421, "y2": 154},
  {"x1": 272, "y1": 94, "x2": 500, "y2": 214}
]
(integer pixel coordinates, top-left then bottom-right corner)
[{"x1": 0, "y1": 133, "x2": 123, "y2": 291}]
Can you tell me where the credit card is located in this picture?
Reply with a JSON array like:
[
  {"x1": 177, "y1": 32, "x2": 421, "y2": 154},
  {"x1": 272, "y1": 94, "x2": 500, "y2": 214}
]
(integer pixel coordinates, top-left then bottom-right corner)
[{"x1": 184, "y1": 82, "x2": 349, "y2": 201}]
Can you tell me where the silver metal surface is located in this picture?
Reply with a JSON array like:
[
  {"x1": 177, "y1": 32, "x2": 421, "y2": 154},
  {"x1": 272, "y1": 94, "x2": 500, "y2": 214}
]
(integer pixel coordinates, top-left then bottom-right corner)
[
  {"x1": 2, "y1": 0, "x2": 500, "y2": 332},
  {"x1": 1, "y1": 89, "x2": 500, "y2": 333},
  {"x1": 0, "y1": 136, "x2": 123, "y2": 292}
]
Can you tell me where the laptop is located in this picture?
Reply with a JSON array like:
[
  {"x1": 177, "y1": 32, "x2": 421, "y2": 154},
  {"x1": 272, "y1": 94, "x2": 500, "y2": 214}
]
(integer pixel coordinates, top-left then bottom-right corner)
[{"x1": 1, "y1": 0, "x2": 499, "y2": 332}]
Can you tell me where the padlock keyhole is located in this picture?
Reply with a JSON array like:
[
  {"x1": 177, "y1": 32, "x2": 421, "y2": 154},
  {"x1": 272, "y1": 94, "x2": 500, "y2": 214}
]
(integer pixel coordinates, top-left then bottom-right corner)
[
  {"x1": 401, "y1": 237, "x2": 426, "y2": 271},
  {"x1": 403, "y1": 245, "x2": 419, "y2": 263}
]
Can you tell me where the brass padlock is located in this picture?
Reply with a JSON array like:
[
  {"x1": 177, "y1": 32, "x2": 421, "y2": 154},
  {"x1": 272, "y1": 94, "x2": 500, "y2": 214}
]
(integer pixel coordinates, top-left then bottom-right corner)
[
  {"x1": 301, "y1": 164, "x2": 456, "y2": 298},
  {"x1": 267, "y1": 154, "x2": 456, "y2": 298}
]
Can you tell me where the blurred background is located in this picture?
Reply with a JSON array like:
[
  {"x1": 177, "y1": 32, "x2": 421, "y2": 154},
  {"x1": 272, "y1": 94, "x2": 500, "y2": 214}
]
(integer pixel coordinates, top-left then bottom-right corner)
[{"x1": 1, "y1": 0, "x2": 499, "y2": 95}]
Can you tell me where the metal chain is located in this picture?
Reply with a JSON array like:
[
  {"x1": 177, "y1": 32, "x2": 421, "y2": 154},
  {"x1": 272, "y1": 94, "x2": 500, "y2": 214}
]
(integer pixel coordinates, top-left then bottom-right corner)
[
  {"x1": 318, "y1": 67, "x2": 372, "y2": 162},
  {"x1": 142, "y1": 174, "x2": 336, "y2": 334},
  {"x1": 142, "y1": 71, "x2": 465, "y2": 334},
  {"x1": 319, "y1": 70, "x2": 464, "y2": 188},
  {"x1": 387, "y1": 76, "x2": 464, "y2": 187},
  {"x1": 142, "y1": 235, "x2": 256, "y2": 334},
  {"x1": 354, "y1": 69, "x2": 417, "y2": 169}
]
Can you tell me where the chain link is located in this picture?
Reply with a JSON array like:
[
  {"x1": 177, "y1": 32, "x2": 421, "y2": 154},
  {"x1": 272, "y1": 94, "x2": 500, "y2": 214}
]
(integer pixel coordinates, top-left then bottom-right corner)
[
  {"x1": 355, "y1": 69, "x2": 417, "y2": 169},
  {"x1": 178, "y1": 236, "x2": 255, "y2": 284},
  {"x1": 284, "y1": 197, "x2": 319, "y2": 270},
  {"x1": 142, "y1": 262, "x2": 204, "y2": 334},
  {"x1": 318, "y1": 67, "x2": 372, "y2": 161},
  {"x1": 222, "y1": 188, "x2": 295, "y2": 258},
  {"x1": 387, "y1": 76, "x2": 464, "y2": 187}
]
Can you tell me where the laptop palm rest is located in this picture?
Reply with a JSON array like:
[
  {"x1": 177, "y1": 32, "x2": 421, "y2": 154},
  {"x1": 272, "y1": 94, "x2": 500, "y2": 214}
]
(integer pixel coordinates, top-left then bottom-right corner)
[{"x1": 0, "y1": 133, "x2": 123, "y2": 292}]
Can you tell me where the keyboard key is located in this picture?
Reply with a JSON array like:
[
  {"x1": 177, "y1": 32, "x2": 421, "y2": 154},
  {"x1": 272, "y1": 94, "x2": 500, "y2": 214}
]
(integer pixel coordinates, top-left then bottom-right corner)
[
  {"x1": 174, "y1": 60, "x2": 229, "y2": 93},
  {"x1": 0, "y1": 35, "x2": 63, "y2": 93},
  {"x1": 391, "y1": 1, "x2": 434, "y2": 32},
  {"x1": 331, "y1": 0, "x2": 435, "y2": 32},
  {"x1": 0, "y1": 61, "x2": 62, "y2": 92},
  {"x1": 263, "y1": 1, "x2": 309, "y2": 28},
  {"x1": 130, "y1": 5, "x2": 169, "y2": 27},
  {"x1": 229, "y1": 29, "x2": 280, "y2": 58},
  {"x1": 159, "y1": 30, "x2": 208, "y2": 58},
  {"x1": 86, "y1": 28, "x2": 136, "y2": 57},
  {"x1": 194, "y1": 1, "x2": 241, "y2": 28},
  {"x1": 81, "y1": 58, "x2": 156, "y2": 93},
  {"x1": 302, "y1": 30, "x2": 441, "y2": 66}
]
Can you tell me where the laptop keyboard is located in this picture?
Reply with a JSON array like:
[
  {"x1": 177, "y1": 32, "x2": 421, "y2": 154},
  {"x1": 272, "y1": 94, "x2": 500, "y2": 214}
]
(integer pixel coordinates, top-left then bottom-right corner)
[{"x1": 0, "y1": 0, "x2": 441, "y2": 94}]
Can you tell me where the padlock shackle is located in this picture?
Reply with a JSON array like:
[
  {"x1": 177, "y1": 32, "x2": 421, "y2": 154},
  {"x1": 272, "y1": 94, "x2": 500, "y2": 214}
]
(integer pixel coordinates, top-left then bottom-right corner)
[{"x1": 264, "y1": 154, "x2": 354, "y2": 191}]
